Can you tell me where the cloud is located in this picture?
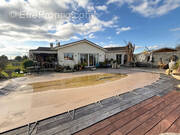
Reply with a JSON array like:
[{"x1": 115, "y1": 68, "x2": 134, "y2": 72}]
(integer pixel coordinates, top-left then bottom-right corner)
[
  {"x1": 107, "y1": 0, "x2": 180, "y2": 17},
  {"x1": 0, "y1": 1, "x2": 118, "y2": 42},
  {"x1": 0, "y1": 0, "x2": 119, "y2": 57},
  {"x1": 0, "y1": 0, "x2": 116, "y2": 57},
  {"x1": 170, "y1": 27, "x2": 180, "y2": 31},
  {"x1": 116, "y1": 26, "x2": 131, "y2": 34},
  {"x1": 96, "y1": 5, "x2": 107, "y2": 11},
  {"x1": 88, "y1": 33, "x2": 95, "y2": 38},
  {"x1": 148, "y1": 45, "x2": 159, "y2": 50},
  {"x1": 0, "y1": 40, "x2": 36, "y2": 58},
  {"x1": 104, "y1": 44, "x2": 122, "y2": 48},
  {"x1": 0, "y1": 44, "x2": 5, "y2": 49},
  {"x1": 135, "y1": 46, "x2": 143, "y2": 50}
]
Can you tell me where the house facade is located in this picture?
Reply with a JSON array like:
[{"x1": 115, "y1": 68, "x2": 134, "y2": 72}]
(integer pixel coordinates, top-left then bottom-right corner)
[
  {"x1": 29, "y1": 39, "x2": 128, "y2": 69},
  {"x1": 135, "y1": 48, "x2": 180, "y2": 67}
]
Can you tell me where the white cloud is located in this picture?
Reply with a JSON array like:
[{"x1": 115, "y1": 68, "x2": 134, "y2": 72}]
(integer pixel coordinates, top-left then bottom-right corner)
[
  {"x1": 0, "y1": 1, "x2": 117, "y2": 41},
  {"x1": 96, "y1": 5, "x2": 107, "y2": 11},
  {"x1": 104, "y1": 44, "x2": 122, "y2": 48},
  {"x1": 107, "y1": 0, "x2": 180, "y2": 17},
  {"x1": 148, "y1": 45, "x2": 159, "y2": 50},
  {"x1": 0, "y1": 0, "x2": 119, "y2": 57},
  {"x1": 116, "y1": 26, "x2": 131, "y2": 34},
  {"x1": 135, "y1": 46, "x2": 143, "y2": 50},
  {"x1": 88, "y1": 33, "x2": 95, "y2": 39},
  {"x1": 170, "y1": 27, "x2": 180, "y2": 32},
  {"x1": 0, "y1": 41, "x2": 36, "y2": 58}
]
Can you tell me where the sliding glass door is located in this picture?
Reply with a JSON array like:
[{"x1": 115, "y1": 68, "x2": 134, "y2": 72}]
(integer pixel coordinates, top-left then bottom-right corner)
[
  {"x1": 80, "y1": 53, "x2": 98, "y2": 67},
  {"x1": 80, "y1": 54, "x2": 88, "y2": 66}
]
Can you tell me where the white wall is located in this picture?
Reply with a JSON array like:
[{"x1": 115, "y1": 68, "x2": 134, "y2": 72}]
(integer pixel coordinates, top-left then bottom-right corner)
[
  {"x1": 57, "y1": 42, "x2": 105, "y2": 67},
  {"x1": 106, "y1": 52, "x2": 127, "y2": 64},
  {"x1": 153, "y1": 51, "x2": 180, "y2": 65}
]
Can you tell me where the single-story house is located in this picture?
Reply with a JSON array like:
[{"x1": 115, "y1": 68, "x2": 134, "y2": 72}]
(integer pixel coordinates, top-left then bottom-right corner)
[
  {"x1": 29, "y1": 39, "x2": 129, "y2": 69},
  {"x1": 135, "y1": 47, "x2": 180, "y2": 67}
]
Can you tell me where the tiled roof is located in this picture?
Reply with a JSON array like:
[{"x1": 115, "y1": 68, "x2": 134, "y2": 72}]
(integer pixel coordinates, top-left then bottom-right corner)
[
  {"x1": 30, "y1": 47, "x2": 56, "y2": 51},
  {"x1": 104, "y1": 46, "x2": 127, "y2": 52},
  {"x1": 55, "y1": 39, "x2": 107, "y2": 52},
  {"x1": 153, "y1": 48, "x2": 177, "y2": 53}
]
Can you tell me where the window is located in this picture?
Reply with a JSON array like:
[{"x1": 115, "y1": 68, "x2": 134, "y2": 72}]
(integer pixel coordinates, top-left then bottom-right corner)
[{"x1": 64, "y1": 53, "x2": 74, "y2": 60}]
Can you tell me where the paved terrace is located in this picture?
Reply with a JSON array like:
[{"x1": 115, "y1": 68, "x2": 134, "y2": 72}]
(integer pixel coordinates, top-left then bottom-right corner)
[{"x1": 1, "y1": 72, "x2": 179, "y2": 135}]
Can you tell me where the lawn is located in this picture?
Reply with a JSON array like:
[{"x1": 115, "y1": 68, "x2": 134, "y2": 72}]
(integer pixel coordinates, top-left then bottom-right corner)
[
  {"x1": 0, "y1": 61, "x2": 25, "y2": 79},
  {"x1": 5, "y1": 62, "x2": 24, "y2": 71}
]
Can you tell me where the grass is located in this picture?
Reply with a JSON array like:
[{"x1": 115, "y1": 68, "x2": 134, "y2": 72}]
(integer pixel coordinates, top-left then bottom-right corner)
[
  {"x1": 0, "y1": 61, "x2": 25, "y2": 79},
  {"x1": 5, "y1": 62, "x2": 24, "y2": 71}
]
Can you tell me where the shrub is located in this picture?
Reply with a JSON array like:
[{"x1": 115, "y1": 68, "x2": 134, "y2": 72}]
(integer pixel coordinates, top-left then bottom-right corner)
[
  {"x1": 11, "y1": 72, "x2": 18, "y2": 78},
  {"x1": 11, "y1": 72, "x2": 24, "y2": 78},
  {"x1": 0, "y1": 55, "x2": 8, "y2": 71},
  {"x1": 23, "y1": 60, "x2": 34, "y2": 69},
  {"x1": 14, "y1": 68, "x2": 21, "y2": 73},
  {"x1": 0, "y1": 71, "x2": 9, "y2": 79}
]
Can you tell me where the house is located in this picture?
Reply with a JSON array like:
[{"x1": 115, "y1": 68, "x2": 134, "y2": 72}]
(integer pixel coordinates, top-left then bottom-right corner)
[
  {"x1": 152, "y1": 48, "x2": 179, "y2": 66},
  {"x1": 135, "y1": 47, "x2": 180, "y2": 67},
  {"x1": 29, "y1": 39, "x2": 129, "y2": 69}
]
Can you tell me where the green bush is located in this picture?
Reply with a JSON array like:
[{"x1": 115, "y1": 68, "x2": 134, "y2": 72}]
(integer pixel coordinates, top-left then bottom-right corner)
[
  {"x1": 11, "y1": 72, "x2": 24, "y2": 78},
  {"x1": 0, "y1": 71, "x2": 9, "y2": 79},
  {"x1": 23, "y1": 60, "x2": 34, "y2": 69},
  {"x1": 11, "y1": 72, "x2": 18, "y2": 78},
  {"x1": 14, "y1": 68, "x2": 21, "y2": 73}
]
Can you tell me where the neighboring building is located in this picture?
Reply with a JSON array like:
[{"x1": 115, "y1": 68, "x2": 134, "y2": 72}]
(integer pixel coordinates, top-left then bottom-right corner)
[
  {"x1": 29, "y1": 39, "x2": 129, "y2": 69},
  {"x1": 152, "y1": 48, "x2": 179, "y2": 66},
  {"x1": 135, "y1": 48, "x2": 180, "y2": 67}
]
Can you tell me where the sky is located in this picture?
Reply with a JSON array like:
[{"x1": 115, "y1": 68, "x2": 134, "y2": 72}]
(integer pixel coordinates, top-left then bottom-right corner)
[{"x1": 0, "y1": 0, "x2": 180, "y2": 58}]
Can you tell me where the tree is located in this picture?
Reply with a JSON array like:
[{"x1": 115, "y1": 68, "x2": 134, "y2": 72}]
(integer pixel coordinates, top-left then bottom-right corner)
[
  {"x1": 126, "y1": 42, "x2": 135, "y2": 63},
  {"x1": 23, "y1": 59, "x2": 34, "y2": 69},
  {"x1": 14, "y1": 56, "x2": 22, "y2": 62},
  {"x1": 22, "y1": 55, "x2": 28, "y2": 60},
  {"x1": 0, "y1": 55, "x2": 8, "y2": 71}
]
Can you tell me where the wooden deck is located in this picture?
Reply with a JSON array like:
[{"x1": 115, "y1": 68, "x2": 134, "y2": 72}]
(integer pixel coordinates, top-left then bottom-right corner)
[{"x1": 75, "y1": 91, "x2": 180, "y2": 135}]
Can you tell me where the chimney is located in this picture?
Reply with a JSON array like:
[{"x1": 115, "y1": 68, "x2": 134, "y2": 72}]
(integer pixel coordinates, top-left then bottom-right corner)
[
  {"x1": 50, "y1": 43, "x2": 53, "y2": 49},
  {"x1": 57, "y1": 42, "x2": 60, "y2": 47}
]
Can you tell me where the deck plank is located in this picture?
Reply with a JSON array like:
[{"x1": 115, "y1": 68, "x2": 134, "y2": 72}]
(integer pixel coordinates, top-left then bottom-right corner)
[
  {"x1": 111, "y1": 91, "x2": 180, "y2": 135},
  {"x1": 166, "y1": 116, "x2": 180, "y2": 133},
  {"x1": 74, "y1": 96, "x2": 159, "y2": 135},
  {"x1": 75, "y1": 91, "x2": 180, "y2": 135},
  {"x1": 145, "y1": 105, "x2": 180, "y2": 135},
  {"x1": 91, "y1": 92, "x2": 176, "y2": 135},
  {"x1": 128, "y1": 93, "x2": 180, "y2": 135}
]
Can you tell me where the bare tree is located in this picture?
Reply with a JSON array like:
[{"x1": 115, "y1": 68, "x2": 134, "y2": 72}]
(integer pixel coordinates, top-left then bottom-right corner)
[{"x1": 126, "y1": 42, "x2": 135, "y2": 63}]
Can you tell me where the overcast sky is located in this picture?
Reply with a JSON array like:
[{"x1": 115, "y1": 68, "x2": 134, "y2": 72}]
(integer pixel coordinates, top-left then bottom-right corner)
[{"x1": 0, "y1": 0, "x2": 180, "y2": 58}]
